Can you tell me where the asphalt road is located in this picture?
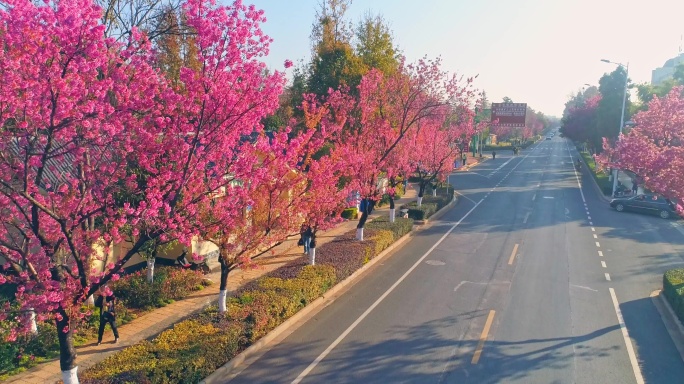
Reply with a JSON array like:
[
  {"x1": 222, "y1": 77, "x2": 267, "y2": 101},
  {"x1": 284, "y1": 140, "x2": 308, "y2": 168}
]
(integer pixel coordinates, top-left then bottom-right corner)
[{"x1": 221, "y1": 137, "x2": 684, "y2": 384}]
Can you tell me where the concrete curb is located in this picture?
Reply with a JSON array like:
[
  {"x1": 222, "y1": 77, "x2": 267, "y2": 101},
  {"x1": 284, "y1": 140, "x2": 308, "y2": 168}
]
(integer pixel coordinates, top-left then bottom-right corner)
[
  {"x1": 202, "y1": 196, "x2": 459, "y2": 383},
  {"x1": 650, "y1": 290, "x2": 684, "y2": 363}
]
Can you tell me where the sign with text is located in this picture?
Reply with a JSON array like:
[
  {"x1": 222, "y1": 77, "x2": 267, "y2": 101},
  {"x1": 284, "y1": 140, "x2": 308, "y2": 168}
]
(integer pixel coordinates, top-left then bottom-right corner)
[{"x1": 491, "y1": 103, "x2": 527, "y2": 127}]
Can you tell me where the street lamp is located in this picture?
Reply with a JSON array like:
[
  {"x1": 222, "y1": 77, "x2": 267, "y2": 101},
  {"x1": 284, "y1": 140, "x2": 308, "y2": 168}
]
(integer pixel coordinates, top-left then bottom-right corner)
[{"x1": 600, "y1": 59, "x2": 629, "y2": 197}]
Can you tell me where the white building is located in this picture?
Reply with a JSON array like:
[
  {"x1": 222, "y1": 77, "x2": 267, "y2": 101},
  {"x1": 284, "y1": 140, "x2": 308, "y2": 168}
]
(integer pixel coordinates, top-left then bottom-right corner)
[{"x1": 651, "y1": 53, "x2": 684, "y2": 85}]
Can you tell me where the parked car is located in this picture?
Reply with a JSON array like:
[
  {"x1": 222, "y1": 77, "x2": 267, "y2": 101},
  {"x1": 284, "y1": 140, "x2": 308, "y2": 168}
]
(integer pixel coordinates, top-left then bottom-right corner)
[
  {"x1": 545, "y1": 136, "x2": 552, "y2": 140},
  {"x1": 609, "y1": 194, "x2": 681, "y2": 219}
]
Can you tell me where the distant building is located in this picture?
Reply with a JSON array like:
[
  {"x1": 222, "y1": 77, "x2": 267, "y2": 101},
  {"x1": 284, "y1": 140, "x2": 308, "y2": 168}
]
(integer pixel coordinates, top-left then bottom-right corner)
[{"x1": 651, "y1": 53, "x2": 684, "y2": 85}]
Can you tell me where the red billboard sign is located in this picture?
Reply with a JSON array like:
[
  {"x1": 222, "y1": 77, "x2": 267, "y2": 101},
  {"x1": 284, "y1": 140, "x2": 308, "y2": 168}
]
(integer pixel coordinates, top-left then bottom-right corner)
[{"x1": 491, "y1": 103, "x2": 527, "y2": 127}]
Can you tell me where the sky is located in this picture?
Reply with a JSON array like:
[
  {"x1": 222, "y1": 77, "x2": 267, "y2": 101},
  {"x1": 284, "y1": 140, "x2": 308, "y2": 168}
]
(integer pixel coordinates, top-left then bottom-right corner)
[{"x1": 248, "y1": 0, "x2": 684, "y2": 117}]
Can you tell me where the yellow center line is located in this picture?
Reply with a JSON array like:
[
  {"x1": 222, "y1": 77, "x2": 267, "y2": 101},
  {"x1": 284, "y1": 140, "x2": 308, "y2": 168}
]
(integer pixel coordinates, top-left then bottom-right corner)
[
  {"x1": 471, "y1": 310, "x2": 496, "y2": 364},
  {"x1": 507, "y1": 243, "x2": 519, "y2": 265}
]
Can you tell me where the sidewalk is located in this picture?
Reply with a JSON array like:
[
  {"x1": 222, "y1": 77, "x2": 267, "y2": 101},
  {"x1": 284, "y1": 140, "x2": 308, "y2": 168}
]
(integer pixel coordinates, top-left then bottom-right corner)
[{"x1": 8, "y1": 186, "x2": 419, "y2": 384}]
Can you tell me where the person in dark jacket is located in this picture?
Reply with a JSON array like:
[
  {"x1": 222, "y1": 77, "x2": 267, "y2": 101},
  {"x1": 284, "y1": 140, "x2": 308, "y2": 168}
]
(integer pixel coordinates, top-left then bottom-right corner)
[
  {"x1": 95, "y1": 286, "x2": 119, "y2": 345},
  {"x1": 300, "y1": 223, "x2": 313, "y2": 254}
]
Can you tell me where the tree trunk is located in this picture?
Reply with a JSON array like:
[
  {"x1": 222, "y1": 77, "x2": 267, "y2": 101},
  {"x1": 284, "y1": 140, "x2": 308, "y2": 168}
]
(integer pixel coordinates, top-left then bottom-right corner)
[
  {"x1": 309, "y1": 233, "x2": 317, "y2": 265},
  {"x1": 309, "y1": 247, "x2": 316, "y2": 265},
  {"x1": 28, "y1": 308, "x2": 38, "y2": 335},
  {"x1": 146, "y1": 258, "x2": 155, "y2": 283},
  {"x1": 56, "y1": 308, "x2": 78, "y2": 384},
  {"x1": 432, "y1": 188, "x2": 437, "y2": 197},
  {"x1": 356, "y1": 199, "x2": 375, "y2": 241},
  {"x1": 388, "y1": 193, "x2": 396, "y2": 223},
  {"x1": 218, "y1": 257, "x2": 230, "y2": 314},
  {"x1": 417, "y1": 183, "x2": 426, "y2": 207}
]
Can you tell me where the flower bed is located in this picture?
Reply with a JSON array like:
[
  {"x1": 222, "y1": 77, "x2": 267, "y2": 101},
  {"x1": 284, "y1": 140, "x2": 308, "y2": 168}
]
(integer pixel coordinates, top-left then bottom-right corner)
[
  {"x1": 79, "y1": 217, "x2": 414, "y2": 383},
  {"x1": 0, "y1": 267, "x2": 209, "y2": 380}
]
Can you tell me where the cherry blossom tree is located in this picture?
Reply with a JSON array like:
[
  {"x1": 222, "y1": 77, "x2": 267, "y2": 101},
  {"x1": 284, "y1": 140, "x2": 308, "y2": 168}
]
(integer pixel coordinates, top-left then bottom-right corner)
[
  {"x1": 0, "y1": 0, "x2": 165, "y2": 381},
  {"x1": 598, "y1": 87, "x2": 684, "y2": 215},
  {"x1": 341, "y1": 59, "x2": 475, "y2": 240},
  {"x1": 410, "y1": 105, "x2": 474, "y2": 205},
  {"x1": 560, "y1": 94, "x2": 601, "y2": 148},
  {"x1": 0, "y1": 0, "x2": 284, "y2": 381}
]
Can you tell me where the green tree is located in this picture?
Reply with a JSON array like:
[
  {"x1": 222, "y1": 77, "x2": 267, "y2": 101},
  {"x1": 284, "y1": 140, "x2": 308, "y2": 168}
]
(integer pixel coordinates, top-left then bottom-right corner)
[
  {"x1": 355, "y1": 12, "x2": 400, "y2": 75},
  {"x1": 635, "y1": 63, "x2": 684, "y2": 110},
  {"x1": 308, "y1": 0, "x2": 365, "y2": 97},
  {"x1": 595, "y1": 66, "x2": 631, "y2": 153}
]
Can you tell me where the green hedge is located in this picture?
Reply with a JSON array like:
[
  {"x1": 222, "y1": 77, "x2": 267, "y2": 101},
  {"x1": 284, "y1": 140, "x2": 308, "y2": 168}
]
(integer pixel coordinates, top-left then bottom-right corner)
[
  {"x1": 404, "y1": 203, "x2": 437, "y2": 220},
  {"x1": 341, "y1": 207, "x2": 358, "y2": 219},
  {"x1": 112, "y1": 266, "x2": 209, "y2": 310},
  {"x1": 664, "y1": 269, "x2": 684, "y2": 325},
  {"x1": 579, "y1": 151, "x2": 611, "y2": 196},
  {"x1": 80, "y1": 216, "x2": 415, "y2": 383}
]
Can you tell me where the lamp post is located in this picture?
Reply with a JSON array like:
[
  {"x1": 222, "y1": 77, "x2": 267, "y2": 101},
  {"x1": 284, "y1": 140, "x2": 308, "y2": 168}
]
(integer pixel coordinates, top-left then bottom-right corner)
[{"x1": 600, "y1": 59, "x2": 629, "y2": 197}]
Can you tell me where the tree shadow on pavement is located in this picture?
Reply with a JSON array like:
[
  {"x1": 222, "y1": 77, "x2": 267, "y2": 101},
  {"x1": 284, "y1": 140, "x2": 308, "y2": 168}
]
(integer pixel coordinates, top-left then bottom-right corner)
[{"x1": 284, "y1": 314, "x2": 621, "y2": 384}]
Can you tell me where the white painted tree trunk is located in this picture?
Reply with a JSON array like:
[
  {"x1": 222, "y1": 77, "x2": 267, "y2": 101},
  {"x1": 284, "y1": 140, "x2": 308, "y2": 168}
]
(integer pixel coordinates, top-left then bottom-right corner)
[
  {"x1": 389, "y1": 208, "x2": 395, "y2": 223},
  {"x1": 146, "y1": 258, "x2": 155, "y2": 283},
  {"x1": 86, "y1": 294, "x2": 94, "y2": 306},
  {"x1": 61, "y1": 366, "x2": 78, "y2": 384},
  {"x1": 309, "y1": 248, "x2": 316, "y2": 265},
  {"x1": 28, "y1": 308, "x2": 37, "y2": 335},
  {"x1": 432, "y1": 189, "x2": 437, "y2": 197},
  {"x1": 356, "y1": 228, "x2": 364, "y2": 241},
  {"x1": 218, "y1": 289, "x2": 228, "y2": 313},
  {"x1": 417, "y1": 196, "x2": 423, "y2": 207}
]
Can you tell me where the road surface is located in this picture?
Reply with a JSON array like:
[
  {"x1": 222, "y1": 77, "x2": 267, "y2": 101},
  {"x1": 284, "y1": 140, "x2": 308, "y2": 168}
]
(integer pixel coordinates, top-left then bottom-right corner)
[{"x1": 221, "y1": 136, "x2": 684, "y2": 384}]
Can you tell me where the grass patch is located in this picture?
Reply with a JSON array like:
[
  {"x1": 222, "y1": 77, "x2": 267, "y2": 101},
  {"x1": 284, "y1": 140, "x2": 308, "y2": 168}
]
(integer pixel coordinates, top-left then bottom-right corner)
[{"x1": 580, "y1": 151, "x2": 611, "y2": 195}]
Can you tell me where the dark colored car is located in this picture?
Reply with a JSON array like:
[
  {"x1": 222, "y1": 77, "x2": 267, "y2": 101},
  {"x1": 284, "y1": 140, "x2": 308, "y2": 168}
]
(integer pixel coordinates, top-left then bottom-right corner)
[{"x1": 610, "y1": 194, "x2": 681, "y2": 219}]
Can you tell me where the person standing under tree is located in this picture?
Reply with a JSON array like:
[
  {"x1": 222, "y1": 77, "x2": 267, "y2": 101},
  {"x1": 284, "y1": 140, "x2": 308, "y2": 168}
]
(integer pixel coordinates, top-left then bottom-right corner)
[
  {"x1": 300, "y1": 223, "x2": 313, "y2": 255},
  {"x1": 95, "y1": 285, "x2": 119, "y2": 345}
]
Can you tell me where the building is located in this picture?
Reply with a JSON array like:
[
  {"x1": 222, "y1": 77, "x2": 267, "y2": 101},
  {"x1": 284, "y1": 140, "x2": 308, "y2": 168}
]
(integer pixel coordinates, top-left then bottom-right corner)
[{"x1": 651, "y1": 53, "x2": 684, "y2": 85}]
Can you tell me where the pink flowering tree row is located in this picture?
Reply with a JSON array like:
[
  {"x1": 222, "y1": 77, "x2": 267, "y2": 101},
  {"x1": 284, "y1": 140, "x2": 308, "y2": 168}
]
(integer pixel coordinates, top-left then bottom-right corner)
[
  {"x1": 598, "y1": 87, "x2": 684, "y2": 216},
  {"x1": 0, "y1": 0, "x2": 287, "y2": 381},
  {"x1": 0, "y1": 0, "x2": 481, "y2": 382}
]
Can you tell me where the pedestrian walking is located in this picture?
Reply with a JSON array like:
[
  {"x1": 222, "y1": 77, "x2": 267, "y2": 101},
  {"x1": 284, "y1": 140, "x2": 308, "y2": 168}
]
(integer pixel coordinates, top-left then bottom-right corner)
[
  {"x1": 492, "y1": 151, "x2": 496, "y2": 159},
  {"x1": 462, "y1": 153, "x2": 467, "y2": 166},
  {"x1": 632, "y1": 179, "x2": 638, "y2": 195},
  {"x1": 95, "y1": 286, "x2": 119, "y2": 345},
  {"x1": 299, "y1": 223, "x2": 313, "y2": 254}
]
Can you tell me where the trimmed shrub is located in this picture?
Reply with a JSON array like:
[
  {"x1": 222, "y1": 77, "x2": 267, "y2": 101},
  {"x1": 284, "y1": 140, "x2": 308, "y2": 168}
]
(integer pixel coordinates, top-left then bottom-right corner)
[
  {"x1": 664, "y1": 269, "x2": 684, "y2": 324},
  {"x1": 400, "y1": 202, "x2": 437, "y2": 220},
  {"x1": 366, "y1": 216, "x2": 413, "y2": 241},
  {"x1": 341, "y1": 207, "x2": 358, "y2": 219},
  {"x1": 316, "y1": 231, "x2": 370, "y2": 281},
  {"x1": 80, "y1": 342, "x2": 156, "y2": 383},
  {"x1": 423, "y1": 194, "x2": 452, "y2": 211},
  {"x1": 112, "y1": 267, "x2": 206, "y2": 309},
  {"x1": 365, "y1": 229, "x2": 395, "y2": 257}
]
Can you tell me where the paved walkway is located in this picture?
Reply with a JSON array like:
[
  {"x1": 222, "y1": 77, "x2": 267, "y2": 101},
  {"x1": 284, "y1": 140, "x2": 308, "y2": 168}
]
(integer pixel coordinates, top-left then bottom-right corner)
[{"x1": 9, "y1": 180, "x2": 464, "y2": 383}]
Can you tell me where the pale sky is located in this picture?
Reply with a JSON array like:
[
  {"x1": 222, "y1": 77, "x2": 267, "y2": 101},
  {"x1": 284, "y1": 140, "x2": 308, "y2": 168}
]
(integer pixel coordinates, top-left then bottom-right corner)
[{"x1": 248, "y1": 0, "x2": 684, "y2": 117}]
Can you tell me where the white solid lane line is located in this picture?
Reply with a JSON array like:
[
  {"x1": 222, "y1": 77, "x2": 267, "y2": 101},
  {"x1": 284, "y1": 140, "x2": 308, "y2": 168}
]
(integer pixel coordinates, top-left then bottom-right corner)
[
  {"x1": 609, "y1": 288, "x2": 645, "y2": 384},
  {"x1": 291, "y1": 201, "x2": 484, "y2": 384}
]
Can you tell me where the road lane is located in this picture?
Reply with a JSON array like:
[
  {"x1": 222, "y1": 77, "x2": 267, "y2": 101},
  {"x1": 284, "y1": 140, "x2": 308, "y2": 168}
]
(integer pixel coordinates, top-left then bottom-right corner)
[{"x1": 223, "y1": 137, "x2": 683, "y2": 384}]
